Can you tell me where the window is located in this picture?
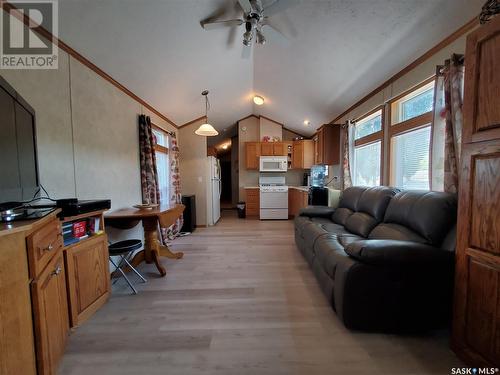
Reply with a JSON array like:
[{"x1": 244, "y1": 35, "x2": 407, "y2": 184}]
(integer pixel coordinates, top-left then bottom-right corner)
[
  {"x1": 389, "y1": 78, "x2": 435, "y2": 190},
  {"x1": 152, "y1": 127, "x2": 170, "y2": 202},
  {"x1": 391, "y1": 126, "x2": 431, "y2": 190},
  {"x1": 353, "y1": 141, "x2": 381, "y2": 186},
  {"x1": 352, "y1": 108, "x2": 383, "y2": 187}
]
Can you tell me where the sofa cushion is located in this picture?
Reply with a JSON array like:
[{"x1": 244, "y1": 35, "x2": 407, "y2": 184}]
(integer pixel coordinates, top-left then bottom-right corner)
[
  {"x1": 294, "y1": 216, "x2": 312, "y2": 237},
  {"x1": 382, "y1": 191, "x2": 457, "y2": 246},
  {"x1": 368, "y1": 223, "x2": 427, "y2": 244},
  {"x1": 344, "y1": 212, "x2": 378, "y2": 238},
  {"x1": 313, "y1": 234, "x2": 350, "y2": 278},
  {"x1": 321, "y1": 223, "x2": 350, "y2": 236},
  {"x1": 311, "y1": 217, "x2": 334, "y2": 226},
  {"x1": 331, "y1": 186, "x2": 367, "y2": 225},
  {"x1": 357, "y1": 186, "x2": 400, "y2": 221},
  {"x1": 299, "y1": 206, "x2": 336, "y2": 218}
]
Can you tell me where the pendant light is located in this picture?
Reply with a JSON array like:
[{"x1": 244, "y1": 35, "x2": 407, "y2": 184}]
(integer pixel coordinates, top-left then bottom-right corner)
[{"x1": 195, "y1": 90, "x2": 219, "y2": 136}]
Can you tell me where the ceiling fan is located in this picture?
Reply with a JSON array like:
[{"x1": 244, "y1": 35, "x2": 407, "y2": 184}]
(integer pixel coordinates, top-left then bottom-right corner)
[{"x1": 201, "y1": 0, "x2": 290, "y2": 52}]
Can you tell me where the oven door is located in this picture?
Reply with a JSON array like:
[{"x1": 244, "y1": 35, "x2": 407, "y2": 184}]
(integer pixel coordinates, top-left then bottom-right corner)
[{"x1": 260, "y1": 190, "x2": 288, "y2": 209}]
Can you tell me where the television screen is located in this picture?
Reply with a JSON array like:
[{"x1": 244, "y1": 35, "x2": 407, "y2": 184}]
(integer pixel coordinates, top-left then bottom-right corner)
[{"x1": 0, "y1": 83, "x2": 39, "y2": 204}]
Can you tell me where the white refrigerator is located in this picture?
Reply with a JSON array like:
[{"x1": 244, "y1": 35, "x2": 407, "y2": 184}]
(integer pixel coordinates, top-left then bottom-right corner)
[{"x1": 208, "y1": 156, "x2": 221, "y2": 225}]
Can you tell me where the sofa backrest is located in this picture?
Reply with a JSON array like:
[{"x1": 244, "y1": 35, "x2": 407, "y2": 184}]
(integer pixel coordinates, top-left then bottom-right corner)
[
  {"x1": 368, "y1": 190, "x2": 457, "y2": 247},
  {"x1": 332, "y1": 186, "x2": 399, "y2": 237}
]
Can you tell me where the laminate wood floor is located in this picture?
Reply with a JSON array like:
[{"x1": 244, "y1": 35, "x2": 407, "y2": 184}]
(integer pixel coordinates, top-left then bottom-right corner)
[{"x1": 59, "y1": 210, "x2": 462, "y2": 375}]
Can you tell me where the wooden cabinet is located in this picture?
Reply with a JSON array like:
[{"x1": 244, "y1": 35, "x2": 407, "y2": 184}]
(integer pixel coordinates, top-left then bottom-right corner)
[
  {"x1": 313, "y1": 124, "x2": 341, "y2": 165},
  {"x1": 64, "y1": 234, "x2": 110, "y2": 327},
  {"x1": 0, "y1": 232, "x2": 37, "y2": 375},
  {"x1": 245, "y1": 142, "x2": 261, "y2": 169},
  {"x1": 245, "y1": 188, "x2": 260, "y2": 217},
  {"x1": 31, "y1": 249, "x2": 69, "y2": 375},
  {"x1": 257, "y1": 142, "x2": 287, "y2": 157},
  {"x1": 452, "y1": 16, "x2": 500, "y2": 367},
  {"x1": 289, "y1": 188, "x2": 309, "y2": 218},
  {"x1": 292, "y1": 140, "x2": 314, "y2": 169}
]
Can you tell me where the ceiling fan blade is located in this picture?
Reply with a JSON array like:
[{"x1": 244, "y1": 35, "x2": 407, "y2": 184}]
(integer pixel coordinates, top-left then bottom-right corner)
[
  {"x1": 241, "y1": 44, "x2": 252, "y2": 59},
  {"x1": 263, "y1": 0, "x2": 297, "y2": 17},
  {"x1": 237, "y1": 0, "x2": 253, "y2": 14},
  {"x1": 201, "y1": 19, "x2": 244, "y2": 30},
  {"x1": 262, "y1": 22, "x2": 289, "y2": 46}
]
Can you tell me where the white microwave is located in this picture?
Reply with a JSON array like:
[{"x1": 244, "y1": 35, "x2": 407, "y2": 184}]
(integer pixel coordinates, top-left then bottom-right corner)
[{"x1": 259, "y1": 156, "x2": 288, "y2": 172}]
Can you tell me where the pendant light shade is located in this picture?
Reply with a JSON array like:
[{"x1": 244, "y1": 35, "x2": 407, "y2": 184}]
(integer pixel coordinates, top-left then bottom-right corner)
[
  {"x1": 195, "y1": 123, "x2": 218, "y2": 136},
  {"x1": 196, "y1": 90, "x2": 218, "y2": 137}
]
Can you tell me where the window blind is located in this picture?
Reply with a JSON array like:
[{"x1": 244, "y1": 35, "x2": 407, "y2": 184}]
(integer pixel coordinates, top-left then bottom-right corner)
[
  {"x1": 353, "y1": 141, "x2": 381, "y2": 186},
  {"x1": 391, "y1": 126, "x2": 431, "y2": 190}
]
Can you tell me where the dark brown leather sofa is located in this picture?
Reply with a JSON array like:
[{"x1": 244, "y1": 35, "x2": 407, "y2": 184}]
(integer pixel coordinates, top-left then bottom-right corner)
[{"x1": 295, "y1": 186, "x2": 457, "y2": 332}]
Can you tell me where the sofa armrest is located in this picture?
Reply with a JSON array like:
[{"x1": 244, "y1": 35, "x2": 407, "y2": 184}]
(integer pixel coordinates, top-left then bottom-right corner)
[
  {"x1": 344, "y1": 240, "x2": 453, "y2": 267},
  {"x1": 299, "y1": 206, "x2": 335, "y2": 218}
]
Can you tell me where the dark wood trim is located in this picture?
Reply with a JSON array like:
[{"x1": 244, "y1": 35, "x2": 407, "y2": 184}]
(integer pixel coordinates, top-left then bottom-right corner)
[
  {"x1": 0, "y1": 2, "x2": 178, "y2": 129},
  {"x1": 354, "y1": 131, "x2": 383, "y2": 147},
  {"x1": 388, "y1": 76, "x2": 436, "y2": 105},
  {"x1": 329, "y1": 17, "x2": 478, "y2": 124},
  {"x1": 178, "y1": 116, "x2": 207, "y2": 130},
  {"x1": 389, "y1": 112, "x2": 433, "y2": 137}
]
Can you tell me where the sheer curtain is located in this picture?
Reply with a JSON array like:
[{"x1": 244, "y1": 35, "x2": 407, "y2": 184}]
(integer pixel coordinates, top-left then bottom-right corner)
[
  {"x1": 430, "y1": 54, "x2": 464, "y2": 193},
  {"x1": 342, "y1": 120, "x2": 354, "y2": 189},
  {"x1": 163, "y1": 133, "x2": 183, "y2": 240}
]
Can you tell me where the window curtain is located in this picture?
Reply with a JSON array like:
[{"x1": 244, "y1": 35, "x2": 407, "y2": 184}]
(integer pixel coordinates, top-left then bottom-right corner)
[
  {"x1": 139, "y1": 114, "x2": 183, "y2": 243},
  {"x1": 163, "y1": 133, "x2": 183, "y2": 240},
  {"x1": 139, "y1": 114, "x2": 160, "y2": 204},
  {"x1": 430, "y1": 54, "x2": 464, "y2": 193},
  {"x1": 342, "y1": 120, "x2": 354, "y2": 189}
]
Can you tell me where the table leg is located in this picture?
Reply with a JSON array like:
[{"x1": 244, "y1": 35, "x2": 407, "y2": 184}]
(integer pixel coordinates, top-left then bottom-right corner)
[{"x1": 142, "y1": 219, "x2": 183, "y2": 277}]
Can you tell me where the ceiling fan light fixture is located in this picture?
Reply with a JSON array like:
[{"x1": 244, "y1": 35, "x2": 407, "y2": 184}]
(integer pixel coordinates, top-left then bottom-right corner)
[
  {"x1": 253, "y1": 95, "x2": 265, "y2": 105},
  {"x1": 256, "y1": 29, "x2": 266, "y2": 45},
  {"x1": 243, "y1": 30, "x2": 253, "y2": 46}
]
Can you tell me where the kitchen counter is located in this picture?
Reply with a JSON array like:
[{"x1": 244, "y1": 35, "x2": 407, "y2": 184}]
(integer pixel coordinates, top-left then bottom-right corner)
[
  {"x1": 289, "y1": 186, "x2": 310, "y2": 192},
  {"x1": 244, "y1": 186, "x2": 260, "y2": 189}
]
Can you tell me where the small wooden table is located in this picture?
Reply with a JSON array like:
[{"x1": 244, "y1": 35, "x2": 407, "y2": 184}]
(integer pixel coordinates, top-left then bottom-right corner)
[{"x1": 105, "y1": 203, "x2": 185, "y2": 277}]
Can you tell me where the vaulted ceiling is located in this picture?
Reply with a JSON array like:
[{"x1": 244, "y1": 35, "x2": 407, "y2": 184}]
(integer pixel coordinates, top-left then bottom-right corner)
[{"x1": 58, "y1": 0, "x2": 483, "y2": 134}]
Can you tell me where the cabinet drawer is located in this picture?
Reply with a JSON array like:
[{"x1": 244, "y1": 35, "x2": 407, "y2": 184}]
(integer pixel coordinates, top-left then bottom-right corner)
[
  {"x1": 246, "y1": 189, "x2": 259, "y2": 197},
  {"x1": 27, "y1": 219, "x2": 63, "y2": 278},
  {"x1": 246, "y1": 202, "x2": 259, "y2": 210}
]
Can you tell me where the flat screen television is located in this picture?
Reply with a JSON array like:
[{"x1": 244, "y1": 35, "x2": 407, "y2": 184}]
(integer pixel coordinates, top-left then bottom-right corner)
[{"x1": 0, "y1": 76, "x2": 39, "y2": 205}]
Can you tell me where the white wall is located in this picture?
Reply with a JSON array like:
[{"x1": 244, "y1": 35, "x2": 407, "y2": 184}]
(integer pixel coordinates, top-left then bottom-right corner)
[{"x1": 178, "y1": 118, "x2": 209, "y2": 226}]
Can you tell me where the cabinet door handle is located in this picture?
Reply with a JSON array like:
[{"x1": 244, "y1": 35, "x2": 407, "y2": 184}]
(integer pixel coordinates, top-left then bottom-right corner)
[
  {"x1": 51, "y1": 265, "x2": 62, "y2": 277},
  {"x1": 44, "y1": 243, "x2": 54, "y2": 252}
]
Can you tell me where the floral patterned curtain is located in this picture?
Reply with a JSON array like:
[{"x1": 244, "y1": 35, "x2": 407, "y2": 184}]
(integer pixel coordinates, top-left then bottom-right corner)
[
  {"x1": 139, "y1": 114, "x2": 160, "y2": 204},
  {"x1": 342, "y1": 120, "x2": 354, "y2": 189},
  {"x1": 430, "y1": 54, "x2": 464, "y2": 193},
  {"x1": 163, "y1": 133, "x2": 183, "y2": 240}
]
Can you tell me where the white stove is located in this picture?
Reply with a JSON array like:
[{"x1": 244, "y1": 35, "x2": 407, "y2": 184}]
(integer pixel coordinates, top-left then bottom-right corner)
[{"x1": 259, "y1": 175, "x2": 288, "y2": 220}]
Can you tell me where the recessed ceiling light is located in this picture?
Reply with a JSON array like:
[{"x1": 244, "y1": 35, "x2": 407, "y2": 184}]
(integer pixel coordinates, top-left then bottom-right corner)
[
  {"x1": 253, "y1": 95, "x2": 265, "y2": 105},
  {"x1": 222, "y1": 144, "x2": 228, "y2": 150},
  {"x1": 304, "y1": 120, "x2": 311, "y2": 126}
]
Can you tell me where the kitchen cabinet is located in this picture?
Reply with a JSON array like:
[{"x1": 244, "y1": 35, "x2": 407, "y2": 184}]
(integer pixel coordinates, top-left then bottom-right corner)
[
  {"x1": 289, "y1": 188, "x2": 309, "y2": 218},
  {"x1": 260, "y1": 142, "x2": 287, "y2": 156},
  {"x1": 292, "y1": 140, "x2": 314, "y2": 169},
  {"x1": 313, "y1": 124, "x2": 341, "y2": 165},
  {"x1": 64, "y1": 233, "x2": 110, "y2": 327},
  {"x1": 245, "y1": 188, "x2": 260, "y2": 218},
  {"x1": 245, "y1": 142, "x2": 261, "y2": 169}
]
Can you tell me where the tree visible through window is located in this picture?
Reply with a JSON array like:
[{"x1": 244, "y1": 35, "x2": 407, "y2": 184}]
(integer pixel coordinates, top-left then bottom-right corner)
[{"x1": 152, "y1": 128, "x2": 170, "y2": 203}]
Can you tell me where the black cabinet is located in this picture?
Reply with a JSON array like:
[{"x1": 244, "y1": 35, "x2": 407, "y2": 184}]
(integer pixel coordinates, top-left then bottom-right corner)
[{"x1": 181, "y1": 195, "x2": 196, "y2": 233}]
